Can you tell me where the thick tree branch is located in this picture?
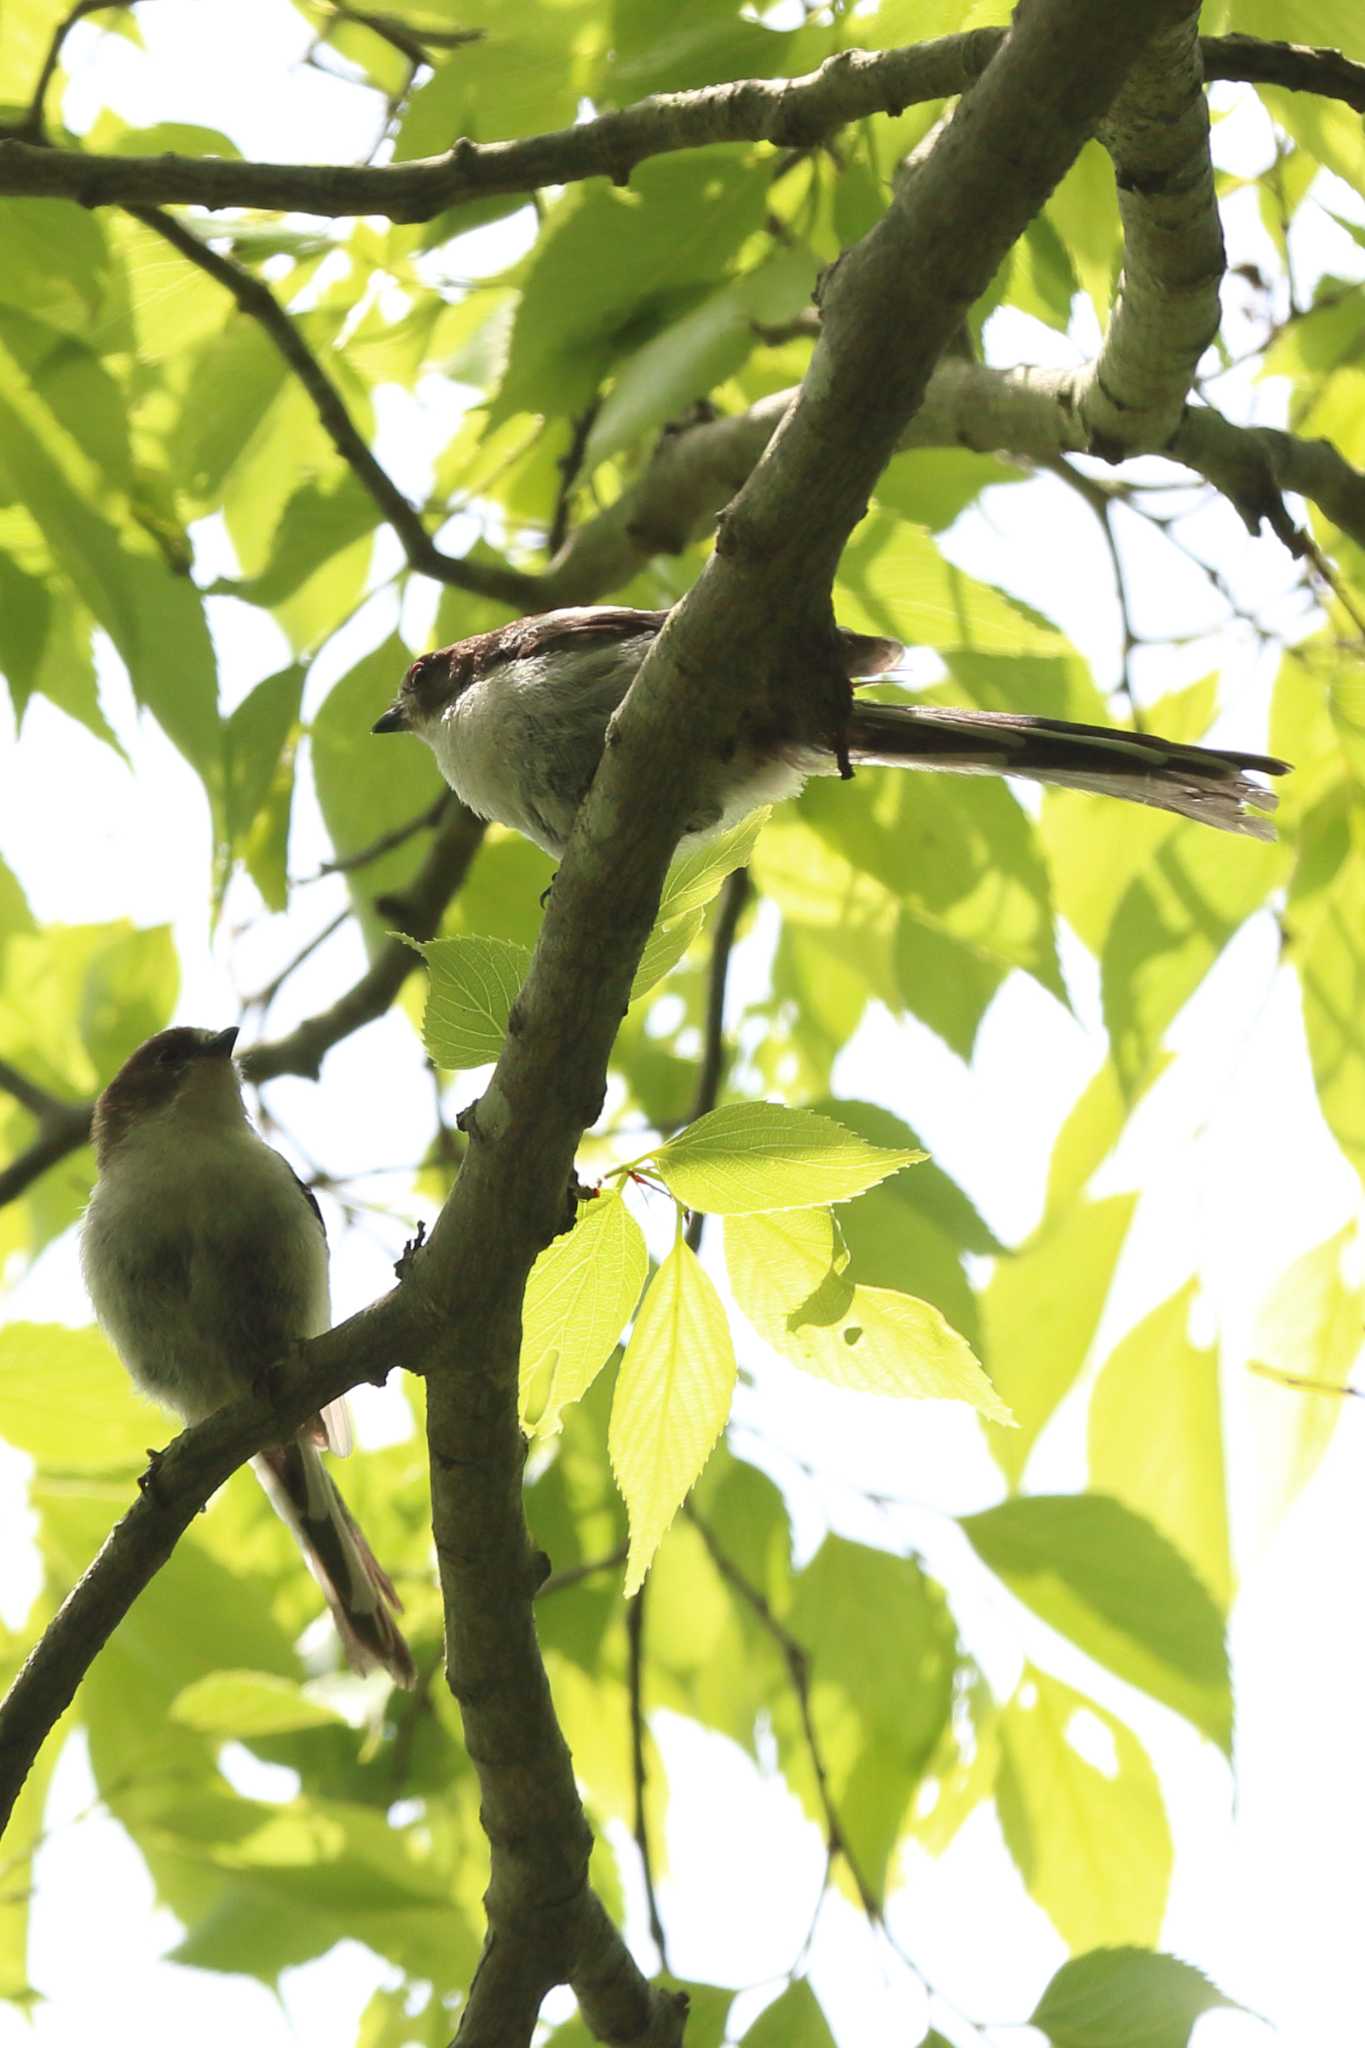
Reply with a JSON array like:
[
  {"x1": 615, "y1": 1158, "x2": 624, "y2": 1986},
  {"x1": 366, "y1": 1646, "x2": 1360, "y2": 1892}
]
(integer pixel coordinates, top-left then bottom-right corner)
[
  {"x1": 127, "y1": 207, "x2": 536, "y2": 610},
  {"x1": 0, "y1": 34, "x2": 1357, "y2": 217},
  {"x1": 1086, "y1": 15, "x2": 1225, "y2": 448},
  {"x1": 394, "y1": 7, "x2": 1193, "y2": 2043}
]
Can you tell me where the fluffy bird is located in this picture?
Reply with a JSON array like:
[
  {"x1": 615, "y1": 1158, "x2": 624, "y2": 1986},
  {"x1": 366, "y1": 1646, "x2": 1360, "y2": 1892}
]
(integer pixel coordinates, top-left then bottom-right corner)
[
  {"x1": 81, "y1": 1026, "x2": 415, "y2": 1687},
  {"x1": 373, "y1": 605, "x2": 1287, "y2": 855}
]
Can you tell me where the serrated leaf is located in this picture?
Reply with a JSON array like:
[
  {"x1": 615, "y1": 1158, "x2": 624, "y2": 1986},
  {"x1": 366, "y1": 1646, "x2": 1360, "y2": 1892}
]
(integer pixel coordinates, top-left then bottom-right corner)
[
  {"x1": 520, "y1": 1189, "x2": 649, "y2": 1437},
  {"x1": 651, "y1": 1102, "x2": 924, "y2": 1214},
  {"x1": 960, "y1": 1494, "x2": 1232, "y2": 1751},
  {"x1": 726, "y1": 1209, "x2": 1011, "y2": 1421},
  {"x1": 609, "y1": 1237, "x2": 736, "y2": 1596},
  {"x1": 1030, "y1": 1948, "x2": 1238, "y2": 2048},
  {"x1": 421, "y1": 934, "x2": 531, "y2": 1069}
]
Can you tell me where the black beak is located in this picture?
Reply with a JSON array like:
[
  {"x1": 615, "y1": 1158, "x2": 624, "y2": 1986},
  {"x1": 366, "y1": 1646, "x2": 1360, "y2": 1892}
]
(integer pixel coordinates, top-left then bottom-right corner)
[
  {"x1": 205, "y1": 1027, "x2": 239, "y2": 1060},
  {"x1": 373, "y1": 704, "x2": 407, "y2": 735}
]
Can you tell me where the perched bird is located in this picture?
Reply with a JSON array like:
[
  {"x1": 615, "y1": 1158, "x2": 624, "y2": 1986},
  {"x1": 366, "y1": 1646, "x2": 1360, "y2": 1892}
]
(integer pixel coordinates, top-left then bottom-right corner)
[
  {"x1": 373, "y1": 605, "x2": 1288, "y2": 856},
  {"x1": 81, "y1": 1026, "x2": 415, "y2": 1688}
]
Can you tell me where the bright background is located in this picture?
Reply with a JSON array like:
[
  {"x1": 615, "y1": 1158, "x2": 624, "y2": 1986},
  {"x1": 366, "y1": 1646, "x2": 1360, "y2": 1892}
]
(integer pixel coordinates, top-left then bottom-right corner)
[{"x1": 2, "y1": 7, "x2": 1363, "y2": 2045}]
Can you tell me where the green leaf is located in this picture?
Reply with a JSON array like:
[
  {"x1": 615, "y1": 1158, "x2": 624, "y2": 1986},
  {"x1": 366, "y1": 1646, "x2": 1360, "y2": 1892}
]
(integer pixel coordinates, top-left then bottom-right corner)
[
  {"x1": 1029, "y1": 1948, "x2": 1238, "y2": 2048},
  {"x1": 221, "y1": 665, "x2": 304, "y2": 907},
  {"x1": 168, "y1": 1670, "x2": 348, "y2": 1737},
  {"x1": 998, "y1": 1668, "x2": 1172, "y2": 1950},
  {"x1": 655, "y1": 808, "x2": 766, "y2": 924},
  {"x1": 608, "y1": 1235, "x2": 736, "y2": 1596},
  {"x1": 837, "y1": 514, "x2": 1068, "y2": 657},
  {"x1": 520, "y1": 1188, "x2": 649, "y2": 1437},
  {"x1": 740, "y1": 1980, "x2": 836, "y2": 2048},
  {"x1": 960, "y1": 1494, "x2": 1232, "y2": 1751},
  {"x1": 982, "y1": 1195, "x2": 1136, "y2": 1485},
  {"x1": 0, "y1": 1322, "x2": 156, "y2": 1471},
  {"x1": 651, "y1": 1101, "x2": 924, "y2": 1214},
  {"x1": 1088, "y1": 1283, "x2": 1232, "y2": 1610},
  {"x1": 583, "y1": 249, "x2": 816, "y2": 470},
  {"x1": 493, "y1": 151, "x2": 767, "y2": 422},
  {"x1": 420, "y1": 933, "x2": 530, "y2": 1069},
  {"x1": 1300, "y1": 845, "x2": 1365, "y2": 1183},
  {"x1": 1245, "y1": 1225, "x2": 1362, "y2": 1535},
  {"x1": 803, "y1": 755, "x2": 1065, "y2": 1002},
  {"x1": 726, "y1": 1208, "x2": 1010, "y2": 1420},
  {"x1": 312, "y1": 634, "x2": 445, "y2": 925}
]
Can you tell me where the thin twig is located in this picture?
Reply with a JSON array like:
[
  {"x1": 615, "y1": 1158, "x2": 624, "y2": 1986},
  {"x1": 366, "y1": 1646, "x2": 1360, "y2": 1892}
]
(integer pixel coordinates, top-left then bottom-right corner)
[
  {"x1": 547, "y1": 398, "x2": 602, "y2": 561},
  {"x1": 625, "y1": 1580, "x2": 670, "y2": 1969},
  {"x1": 684, "y1": 1502, "x2": 882, "y2": 1923},
  {"x1": 537, "y1": 1546, "x2": 628, "y2": 1597},
  {"x1": 241, "y1": 908, "x2": 349, "y2": 1016},
  {"x1": 17, "y1": 0, "x2": 116, "y2": 140},
  {"x1": 309, "y1": 790, "x2": 453, "y2": 880},
  {"x1": 1042, "y1": 458, "x2": 1143, "y2": 721},
  {"x1": 685, "y1": 868, "x2": 750, "y2": 1253},
  {"x1": 244, "y1": 801, "x2": 487, "y2": 1083}
]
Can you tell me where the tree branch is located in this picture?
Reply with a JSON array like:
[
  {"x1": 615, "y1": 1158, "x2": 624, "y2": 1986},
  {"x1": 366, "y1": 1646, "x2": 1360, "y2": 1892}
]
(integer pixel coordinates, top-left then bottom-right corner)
[
  {"x1": 3, "y1": 33, "x2": 1352, "y2": 220},
  {"x1": 1085, "y1": 15, "x2": 1225, "y2": 449},
  {"x1": 245, "y1": 798, "x2": 486, "y2": 1084}
]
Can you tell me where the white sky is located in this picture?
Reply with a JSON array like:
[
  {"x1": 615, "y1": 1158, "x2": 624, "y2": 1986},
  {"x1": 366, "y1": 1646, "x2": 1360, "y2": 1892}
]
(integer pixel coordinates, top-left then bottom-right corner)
[{"x1": 1, "y1": 10, "x2": 1364, "y2": 2048}]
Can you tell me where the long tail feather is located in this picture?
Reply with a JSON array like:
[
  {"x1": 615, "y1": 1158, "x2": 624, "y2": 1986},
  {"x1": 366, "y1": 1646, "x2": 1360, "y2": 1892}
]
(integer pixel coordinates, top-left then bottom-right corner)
[
  {"x1": 253, "y1": 1444, "x2": 416, "y2": 1687},
  {"x1": 846, "y1": 701, "x2": 1288, "y2": 839}
]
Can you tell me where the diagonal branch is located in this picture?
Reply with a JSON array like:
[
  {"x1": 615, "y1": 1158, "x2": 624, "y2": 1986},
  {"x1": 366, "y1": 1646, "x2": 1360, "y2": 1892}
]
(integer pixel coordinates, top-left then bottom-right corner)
[{"x1": 127, "y1": 207, "x2": 536, "y2": 610}]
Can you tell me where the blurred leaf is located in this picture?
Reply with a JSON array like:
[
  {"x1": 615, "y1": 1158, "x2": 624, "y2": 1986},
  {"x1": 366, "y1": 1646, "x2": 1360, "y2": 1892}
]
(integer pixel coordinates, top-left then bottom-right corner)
[
  {"x1": 961, "y1": 1494, "x2": 1232, "y2": 1751},
  {"x1": 0, "y1": 1322, "x2": 154, "y2": 1471},
  {"x1": 1088, "y1": 1283, "x2": 1232, "y2": 1610},
  {"x1": 1245, "y1": 1226, "x2": 1363, "y2": 1537},
  {"x1": 740, "y1": 1981, "x2": 836, "y2": 2048},
  {"x1": 998, "y1": 1667, "x2": 1172, "y2": 1950},
  {"x1": 1030, "y1": 1948, "x2": 1238, "y2": 2048},
  {"x1": 169, "y1": 1670, "x2": 348, "y2": 1736},
  {"x1": 982, "y1": 1195, "x2": 1136, "y2": 1485}
]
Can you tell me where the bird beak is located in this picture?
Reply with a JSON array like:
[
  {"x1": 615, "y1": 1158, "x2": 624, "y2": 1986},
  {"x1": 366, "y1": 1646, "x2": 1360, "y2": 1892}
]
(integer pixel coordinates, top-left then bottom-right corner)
[
  {"x1": 205, "y1": 1027, "x2": 239, "y2": 1060},
  {"x1": 372, "y1": 703, "x2": 407, "y2": 735}
]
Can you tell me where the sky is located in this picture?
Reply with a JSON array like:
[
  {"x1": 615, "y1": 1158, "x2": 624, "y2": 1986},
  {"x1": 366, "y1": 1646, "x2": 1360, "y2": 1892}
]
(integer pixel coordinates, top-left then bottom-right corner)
[{"x1": 1, "y1": 7, "x2": 1364, "y2": 2047}]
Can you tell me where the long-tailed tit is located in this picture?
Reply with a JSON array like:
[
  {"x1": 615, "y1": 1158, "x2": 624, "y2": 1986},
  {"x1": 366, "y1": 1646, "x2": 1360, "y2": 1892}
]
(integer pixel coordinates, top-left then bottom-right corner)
[
  {"x1": 373, "y1": 605, "x2": 1286, "y2": 855},
  {"x1": 81, "y1": 1026, "x2": 415, "y2": 1688}
]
